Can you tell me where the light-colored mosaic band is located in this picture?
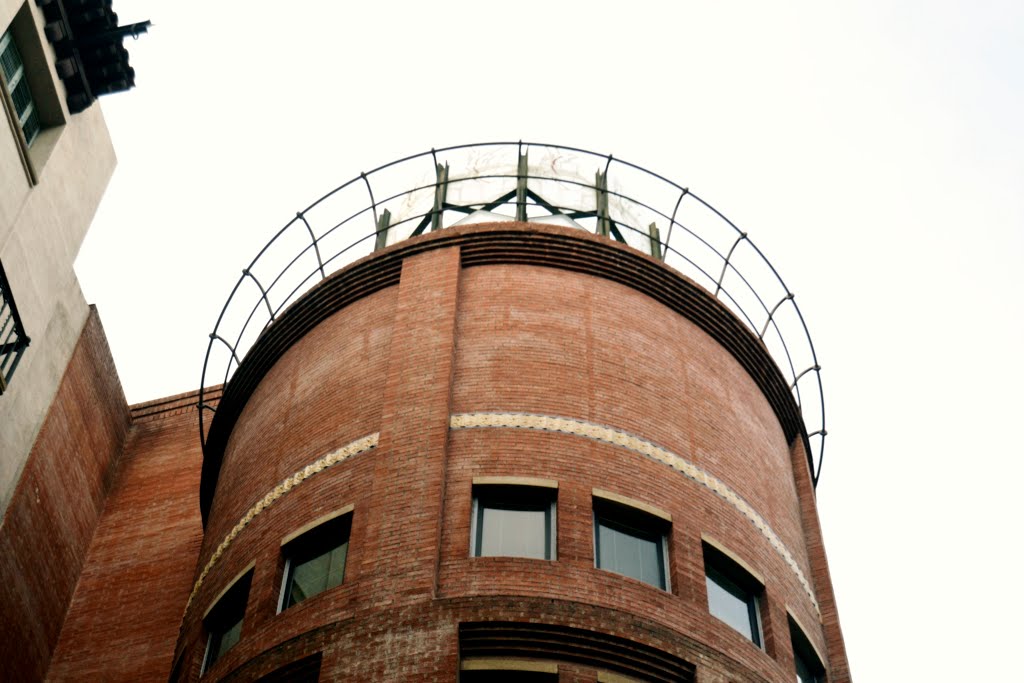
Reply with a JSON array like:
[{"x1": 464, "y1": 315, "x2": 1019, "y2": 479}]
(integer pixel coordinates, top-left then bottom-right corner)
[
  {"x1": 185, "y1": 433, "x2": 379, "y2": 613},
  {"x1": 450, "y1": 412, "x2": 820, "y2": 615}
]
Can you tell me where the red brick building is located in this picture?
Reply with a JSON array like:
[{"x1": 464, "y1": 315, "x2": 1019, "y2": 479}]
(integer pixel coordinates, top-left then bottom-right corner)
[{"x1": 1, "y1": 143, "x2": 850, "y2": 682}]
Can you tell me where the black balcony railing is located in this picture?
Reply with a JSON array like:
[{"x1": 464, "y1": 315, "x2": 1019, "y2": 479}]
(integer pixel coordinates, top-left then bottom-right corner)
[
  {"x1": 199, "y1": 143, "x2": 828, "y2": 486},
  {"x1": 0, "y1": 260, "x2": 30, "y2": 394}
]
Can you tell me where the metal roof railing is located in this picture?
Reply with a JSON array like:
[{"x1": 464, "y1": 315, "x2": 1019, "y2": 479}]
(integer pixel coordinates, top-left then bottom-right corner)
[
  {"x1": 0, "y1": 259, "x2": 30, "y2": 394},
  {"x1": 199, "y1": 142, "x2": 828, "y2": 486}
]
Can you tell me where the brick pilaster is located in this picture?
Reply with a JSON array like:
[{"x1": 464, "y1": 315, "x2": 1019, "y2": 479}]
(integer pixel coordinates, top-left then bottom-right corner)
[
  {"x1": 361, "y1": 246, "x2": 461, "y2": 602},
  {"x1": 791, "y1": 437, "x2": 851, "y2": 683}
]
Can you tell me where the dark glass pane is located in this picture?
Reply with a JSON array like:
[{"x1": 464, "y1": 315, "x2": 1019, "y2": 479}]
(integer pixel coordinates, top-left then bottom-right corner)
[
  {"x1": 255, "y1": 654, "x2": 322, "y2": 683},
  {"x1": 284, "y1": 515, "x2": 351, "y2": 609},
  {"x1": 287, "y1": 541, "x2": 347, "y2": 607},
  {"x1": 21, "y1": 106, "x2": 39, "y2": 146},
  {"x1": 11, "y1": 77, "x2": 32, "y2": 118},
  {"x1": 705, "y1": 568, "x2": 758, "y2": 644},
  {"x1": 0, "y1": 33, "x2": 22, "y2": 82},
  {"x1": 479, "y1": 504, "x2": 547, "y2": 558},
  {"x1": 790, "y1": 617, "x2": 825, "y2": 683},
  {"x1": 210, "y1": 613, "x2": 243, "y2": 664},
  {"x1": 596, "y1": 517, "x2": 665, "y2": 589},
  {"x1": 203, "y1": 570, "x2": 251, "y2": 672},
  {"x1": 795, "y1": 650, "x2": 817, "y2": 683}
]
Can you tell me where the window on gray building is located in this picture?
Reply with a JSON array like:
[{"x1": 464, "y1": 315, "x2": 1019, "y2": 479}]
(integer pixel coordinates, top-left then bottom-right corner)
[{"x1": 1, "y1": 27, "x2": 40, "y2": 147}]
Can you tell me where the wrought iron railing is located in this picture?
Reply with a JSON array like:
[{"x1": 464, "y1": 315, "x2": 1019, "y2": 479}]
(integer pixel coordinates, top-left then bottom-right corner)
[
  {"x1": 199, "y1": 142, "x2": 828, "y2": 485},
  {"x1": 0, "y1": 259, "x2": 30, "y2": 394}
]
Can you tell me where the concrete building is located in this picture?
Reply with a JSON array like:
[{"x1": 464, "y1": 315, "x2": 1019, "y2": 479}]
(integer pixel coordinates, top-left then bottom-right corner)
[
  {"x1": 1, "y1": 0, "x2": 118, "y2": 512},
  {"x1": 0, "y1": 0, "x2": 145, "y2": 679},
  {"x1": 0, "y1": 11, "x2": 850, "y2": 678}
]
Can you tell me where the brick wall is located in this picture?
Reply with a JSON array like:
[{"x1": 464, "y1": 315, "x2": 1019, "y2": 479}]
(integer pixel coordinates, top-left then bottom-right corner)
[
  {"x1": 203, "y1": 287, "x2": 397, "y2": 552},
  {"x1": 45, "y1": 395, "x2": 204, "y2": 681},
  {"x1": 171, "y1": 226, "x2": 850, "y2": 681},
  {"x1": 0, "y1": 307, "x2": 129, "y2": 682}
]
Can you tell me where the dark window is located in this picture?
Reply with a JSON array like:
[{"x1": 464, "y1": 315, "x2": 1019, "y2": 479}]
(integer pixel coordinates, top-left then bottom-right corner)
[
  {"x1": 461, "y1": 669, "x2": 558, "y2": 682},
  {"x1": 167, "y1": 652, "x2": 185, "y2": 683},
  {"x1": 459, "y1": 621, "x2": 697, "y2": 682},
  {"x1": 703, "y1": 543, "x2": 763, "y2": 647},
  {"x1": 202, "y1": 569, "x2": 253, "y2": 673},
  {"x1": 790, "y1": 617, "x2": 826, "y2": 683},
  {"x1": 0, "y1": 27, "x2": 40, "y2": 146},
  {"x1": 593, "y1": 498, "x2": 669, "y2": 590},
  {"x1": 280, "y1": 513, "x2": 351, "y2": 610},
  {"x1": 254, "y1": 653, "x2": 323, "y2": 683},
  {"x1": 471, "y1": 485, "x2": 556, "y2": 560}
]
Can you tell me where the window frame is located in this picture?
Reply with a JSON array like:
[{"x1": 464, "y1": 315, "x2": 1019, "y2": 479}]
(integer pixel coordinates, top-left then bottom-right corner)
[
  {"x1": 277, "y1": 507, "x2": 353, "y2": 612},
  {"x1": 702, "y1": 541, "x2": 764, "y2": 648},
  {"x1": 0, "y1": 27, "x2": 40, "y2": 147},
  {"x1": 789, "y1": 615, "x2": 826, "y2": 683},
  {"x1": 0, "y1": 3, "x2": 67, "y2": 184},
  {"x1": 461, "y1": 658, "x2": 559, "y2": 682},
  {"x1": 201, "y1": 567, "x2": 253, "y2": 675},
  {"x1": 592, "y1": 492, "x2": 671, "y2": 591},
  {"x1": 470, "y1": 481, "x2": 557, "y2": 561},
  {"x1": 253, "y1": 653, "x2": 323, "y2": 682}
]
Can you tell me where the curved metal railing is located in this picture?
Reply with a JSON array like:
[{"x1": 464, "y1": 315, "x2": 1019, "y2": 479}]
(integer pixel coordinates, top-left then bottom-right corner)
[{"x1": 199, "y1": 142, "x2": 828, "y2": 486}]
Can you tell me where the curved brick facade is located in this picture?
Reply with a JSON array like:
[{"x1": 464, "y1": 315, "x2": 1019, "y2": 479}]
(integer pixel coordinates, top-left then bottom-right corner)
[{"x1": 176, "y1": 223, "x2": 849, "y2": 682}]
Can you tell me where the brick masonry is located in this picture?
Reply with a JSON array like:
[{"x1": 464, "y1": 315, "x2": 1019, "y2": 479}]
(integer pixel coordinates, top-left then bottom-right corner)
[
  {"x1": 6, "y1": 224, "x2": 850, "y2": 682},
  {"x1": 169, "y1": 226, "x2": 850, "y2": 682},
  {"x1": 45, "y1": 401, "x2": 204, "y2": 682},
  {"x1": 0, "y1": 307, "x2": 129, "y2": 682}
]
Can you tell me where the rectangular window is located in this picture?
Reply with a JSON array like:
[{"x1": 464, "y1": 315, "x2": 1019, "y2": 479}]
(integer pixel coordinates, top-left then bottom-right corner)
[
  {"x1": 460, "y1": 621, "x2": 697, "y2": 682},
  {"x1": 202, "y1": 569, "x2": 253, "y2": 674},
  {"x1": 703, "y1": 542, "x2": 763, "y2": 647},
  {"x1": 280, "y1": 512, "x2": 351, "y2": 610},
  {"x1": 254, "y1": 653, "x2": 323, "y2": 683},
  {"x1": 461, "y1": 670, "x2": 558, "y2": 682},
  {"x1": 471, "y1": 484, "x2": 556, "y2": 560},
  {"x1": 790, "y1": 616, "x2": 826, "y2": 683},
  {"x1": 593, "y1": 496, "x2": 670, "y2": 590},
  {"x1": 0, "y1": 27, "x2": 40, "y2": 146}
]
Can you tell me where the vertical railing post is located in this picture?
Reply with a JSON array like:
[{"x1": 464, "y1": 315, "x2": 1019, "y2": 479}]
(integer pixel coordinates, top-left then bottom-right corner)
[
  {"x1": 516, "y1": 150, "x2": 529, "y2": 222},
  {"x1": 375, "y1": 208, "x2": 392, "y2": 251},
  {"x1": 648, "y1": 222, "x2": 663, "y2": 260},
  {"x1": 595, "y1": 169, "x2": 610, "y2": 237},
  {"x1": 431, "y1": 163, "x2": 449, "y2": 232}
]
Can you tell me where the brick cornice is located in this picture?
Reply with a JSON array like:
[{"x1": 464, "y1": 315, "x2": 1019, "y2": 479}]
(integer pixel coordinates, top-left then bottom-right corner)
[{"x1": 129, "y1": 386, "x2": 221, "y2": 423}]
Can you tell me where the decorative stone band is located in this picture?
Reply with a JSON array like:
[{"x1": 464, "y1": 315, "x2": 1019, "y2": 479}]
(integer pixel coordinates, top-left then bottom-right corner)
[
  {"x1": 184, "y1": 433, "x2": 379, "y2": 614},
  {"x1": 449, "y1": 412, "x2": 820, "y2": 616}
]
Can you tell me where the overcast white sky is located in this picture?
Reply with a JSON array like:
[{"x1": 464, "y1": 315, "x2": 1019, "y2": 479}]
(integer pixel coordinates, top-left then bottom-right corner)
[{"x1": 75, "y1": 2, "x2": 1023, "y2": 680}]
